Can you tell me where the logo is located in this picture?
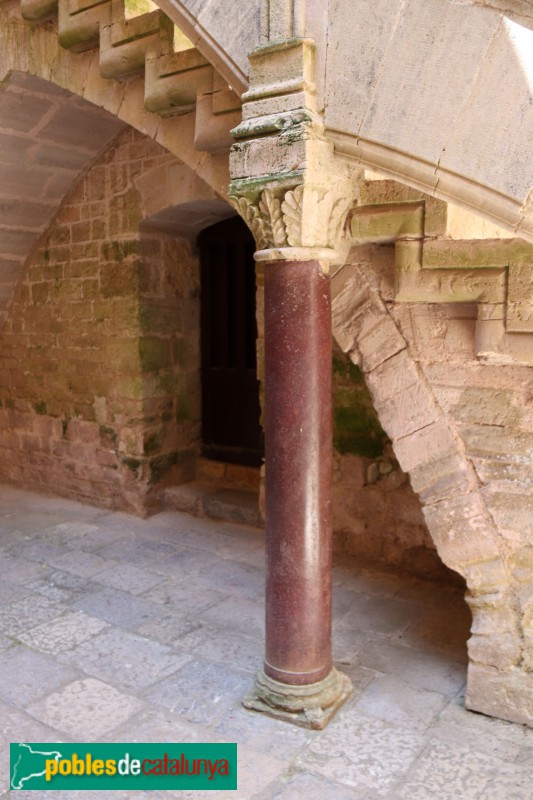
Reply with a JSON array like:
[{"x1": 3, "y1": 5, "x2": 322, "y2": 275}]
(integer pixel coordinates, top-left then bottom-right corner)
[{"x1": 10, "y1": 743, "x2": 237, "y2": 791}]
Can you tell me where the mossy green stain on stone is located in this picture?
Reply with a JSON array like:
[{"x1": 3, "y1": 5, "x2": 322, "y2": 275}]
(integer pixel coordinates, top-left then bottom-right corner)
[
  {"x1": 122, "y1": 456, "x2": 142, "y2": 475},
  {"x1": 171, "y1": 337, "x2": 186, "y2": 368},
  {"x1": 144, "y1": 432, "x2": 162, "y2": 455},
  {"x1": 149, "y1": 451, "x2": 178, "y2": 482},
  {"x1": 332, "y1": 352, "x2": 388, "y2": 458},
  {"x1": 139, "y1": 337, "x2": 169, "y2": 372},
  {"x1": 158, "y1": 373, "x2": 177, "y2": 395},
  {"x1": 175, "y1": 396, "x2": 194, "y2": 423},
  {"x1": 33, "y1": 401, "x2": 47, "y2": 415},
  {"x1": 333, "y1": 405, "x2": 386, "y2": 458},
  {"x1": 139, "y1": 304, "x2": 180, "y2": 336},
  {"x1": 149, "y1": 449, "x2": 193, "y2": 483},
  {"x1": 102, "y1": 240, "x2": 139, "y2": 262},
  {"x1": 99, "y1": 426, "x2": 118, "y2": 447}
]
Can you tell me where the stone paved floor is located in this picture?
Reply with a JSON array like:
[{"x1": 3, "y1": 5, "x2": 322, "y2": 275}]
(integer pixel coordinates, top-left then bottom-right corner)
[{"x1": 0, "y1": 484, "x2": 531, "y2": 799}]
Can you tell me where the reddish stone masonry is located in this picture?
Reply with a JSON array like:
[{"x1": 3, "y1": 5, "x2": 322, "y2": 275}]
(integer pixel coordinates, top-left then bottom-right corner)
[{"x1": 0, "y1": 128, "x2": 200, "y2": 515}]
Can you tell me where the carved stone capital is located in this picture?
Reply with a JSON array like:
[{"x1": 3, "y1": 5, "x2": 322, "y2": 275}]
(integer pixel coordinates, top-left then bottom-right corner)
[{"x1": 229, "y1": 182, "x2": 354, "y2": 261}]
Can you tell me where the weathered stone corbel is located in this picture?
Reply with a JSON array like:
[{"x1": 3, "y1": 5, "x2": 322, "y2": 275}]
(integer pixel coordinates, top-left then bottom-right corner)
[
  {"x1": 20, "y1": 0, "x2": 58, "y2": 21},
  {"x1": 100, "y1": 0, "x2": 164, "y2": 78},
  {"x1": 194, "y1": 71, "x2": 241, "y2": 153},
  {"x1": 57, "y1": 0, "x2": 110, "y2": 52}
]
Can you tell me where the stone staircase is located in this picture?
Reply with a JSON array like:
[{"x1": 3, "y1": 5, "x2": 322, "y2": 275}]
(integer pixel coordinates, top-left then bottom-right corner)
[
  {"x1": 163, "y1": 459, "x2": 263, "y2": 529},
  {"x1": 17, "y1": 0, "x2": 241, "y2": 153}
]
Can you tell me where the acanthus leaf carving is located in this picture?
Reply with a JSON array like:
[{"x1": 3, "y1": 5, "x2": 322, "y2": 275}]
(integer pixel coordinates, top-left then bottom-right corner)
[
  {"x1": 228, "y1": 195, "x2": 270, "y2": 251},
  {"x1": 259, "y1": 189, "x2": 287, "y2": 247},
  {"x1": 230, "y1": 183, "x2": 353, "y2": 252},
  {"x1": 281, "y1": 185, "x2": 304, "y2": 247},
  {"x1": 328, "y1": 196, "x2": 354, "y2": 246}
]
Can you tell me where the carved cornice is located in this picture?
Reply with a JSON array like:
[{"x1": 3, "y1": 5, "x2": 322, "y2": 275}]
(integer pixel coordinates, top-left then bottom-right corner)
[
  {"x1": 228, "y1": 183, "x2": 353, "y2": 258},
  {"x1": 346, "y1": 199, "x2": 533, "y2": 365}
]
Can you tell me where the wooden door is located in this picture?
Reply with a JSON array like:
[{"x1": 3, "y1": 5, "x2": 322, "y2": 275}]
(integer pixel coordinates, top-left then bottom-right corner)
[{"x1": 198, "y1": 216, "x2": 263, "y2": 466}]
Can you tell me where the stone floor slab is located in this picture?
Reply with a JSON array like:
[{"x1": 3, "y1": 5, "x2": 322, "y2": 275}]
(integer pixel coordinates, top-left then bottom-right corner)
[
  {"x1": 26, "y1": 678, "x2": 146, "y2": 739},
  {"x1": 0, "y1": 578, "x2": 30, "y2": 606},
  {"x1": 353, "y1": 674, "x2": 449, "y2": 730},
  {"x1": 142, "y1": 580, "x2": 228, "y2": 615},
  {"x1": 297, "y1": 711, "x2": 425, "y2": 796},
  {"x1": 432, "y1": 693, "x2": 533, "y2": 756},
  {"x1": 193, "y1": 559, "x2": 264, "y2": 601},
  {"x1": 357, "y1": 640, "x2": 466, "y2": 696},
  {"x1": 136, "y1": 610, "x2": 206, "y2": 646},
  {"x1": 395, "y1": 741, "x2": 502, "y2": 800},
  {"x1": 149, "y1": 546, "x2": 223, "y2": 578},
  {"x1": 69, "y1": 525, "x2": 138, "y2": 553},
  {"x1": 95, "y1": 563, "x2": 165, "y2": 595},
  {"x1": 95, "y1": 539, "x2": 179, "y2": 569},
  {"x1": 0, "y1": 646, "x2": 77, "y2": 707},
  {"x1": 199, "y1": 595, "x2": 265, "y2": 637},
  {"x1": 398, "y1": 601, "x2": 471, "y2": 662},
  {"x1": 0, "y1": 554, "x2": 51, "y2": 582},
  {"x1": 144, "y1": 659, "x2": 250, "y2": 725},
  {"x1": 10, "y1": 540, "x2": 71, "y2": 565},
  {"x1": 103, "y1": 706, "x2": 216, "y2": 744},
  {"x1": 24, "y1": 570, "x2": 102, "y2": 604},
  {"x1": 60, "y1": 627, "x2": 188, "y2": 690},
  {"x1": 0, "y1": 702, "x2": 69, "y2": 795},
  {"x1": 213, "y1": 705, "x2": 314, "y2": 762},
  {"x1": 71, "y1": 587, "x2": 162, "y2": 629},
  {"x1": 253, "y1": 771, "x2": 372, "y2": 799},
  {"x1": 0, "y1": 595, "x2": 69, "y2": 636},
  {"x1": 342, "y1": 592, "x2": 424, "y2": 636},
  {"x1": 18, "y1": 611, "x2": 107, "y2": 654},
  {"x1": 187, "y1": 626, "x2": 263, "y2": 675},
  {"x1": 481, "y1": 761, "x2": 533, "y2": 800},
  {"x1": 333, "y1": 623, "x2": 375, "y2": 661},
  {"x1": 35, "y1": 522, "x2": 101, "y2": 547},
  {"x1": 51, "y1": 549, "x2": 113, "y2": 577}
]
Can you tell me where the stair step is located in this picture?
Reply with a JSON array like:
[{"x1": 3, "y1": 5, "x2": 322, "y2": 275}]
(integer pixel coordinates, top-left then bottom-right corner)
[{"x1": 164, "y1": 482, "x2": 263, "y2": 529}]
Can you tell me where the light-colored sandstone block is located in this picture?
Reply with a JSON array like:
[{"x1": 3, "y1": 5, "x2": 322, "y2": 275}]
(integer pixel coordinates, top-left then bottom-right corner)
[
  {"x1": 440, "y1": 18, "x2": 533, "y2": 202},
  {"x1": 392, "y1": 418, "x2": 458, "y2": 474},
  {"x1": 466, "y1": 663, "x2": 533, "y2": 726},
  {"x1": 355, "y1": 0, "x2": 499, "y2": 165}
]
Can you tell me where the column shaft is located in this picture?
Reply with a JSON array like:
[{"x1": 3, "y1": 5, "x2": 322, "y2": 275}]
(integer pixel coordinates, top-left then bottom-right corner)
[{"x1": 263, "y1": 258, "x2": 333, "y2": 686}]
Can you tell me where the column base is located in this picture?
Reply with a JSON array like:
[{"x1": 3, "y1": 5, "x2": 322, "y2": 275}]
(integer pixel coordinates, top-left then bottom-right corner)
[{"x1": 242, "y1": 667, "x2": 352, "y2": 730}]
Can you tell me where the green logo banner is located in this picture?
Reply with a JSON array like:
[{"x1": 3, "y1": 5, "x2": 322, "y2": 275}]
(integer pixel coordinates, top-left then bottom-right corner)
[{"x1": 10, "y1": 742, "x2": 237, "y2": 791}]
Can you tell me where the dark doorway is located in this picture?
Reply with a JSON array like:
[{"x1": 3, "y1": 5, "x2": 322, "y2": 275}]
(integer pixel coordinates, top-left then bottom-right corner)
[{"x1": 198, "y1": 216, "x2": 263, "y2": 467}]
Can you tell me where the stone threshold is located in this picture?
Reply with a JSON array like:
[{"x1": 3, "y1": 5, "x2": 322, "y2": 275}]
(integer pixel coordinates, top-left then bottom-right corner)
[{"x1": 162, "y1": 459, "x2": 263, "y2": 529}]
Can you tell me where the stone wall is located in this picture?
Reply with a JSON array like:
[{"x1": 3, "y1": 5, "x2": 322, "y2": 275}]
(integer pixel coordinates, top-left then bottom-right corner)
[
  {"x1": 0, "y1": 127, "x2": 201, "y2": 514},
  {"x1": 331, "y1": 349, "x2": 437, "y2": 575},
  {"x1": 332, "y1": 175, "x2": 533, "y2": 724}
]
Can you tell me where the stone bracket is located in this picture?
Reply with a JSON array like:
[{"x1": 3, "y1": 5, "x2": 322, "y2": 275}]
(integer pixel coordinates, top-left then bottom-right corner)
[
  {"x1": 194, "y1": 71, "x2": 241, "y2": 153},
  {"x1": 17, "y1": 0, "x2": 240, "y2": 150},
  {"x1": 347, "y1": 200, "x2": 533, "y2": 365}
]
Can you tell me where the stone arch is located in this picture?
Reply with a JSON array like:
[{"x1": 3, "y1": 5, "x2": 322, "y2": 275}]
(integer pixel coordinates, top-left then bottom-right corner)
[
  {"x1": 318, "y1": 0, "x2": 533, "y2": 242},
  {"x1": 137, "y1": 167, "x2": 236, "y2": 240},
  {"x1": 331, "y1": 234, "x2": 531, "y2": 724},
  {"x1": 0, "y1": 108, "x2": 230, "y2": 514},
  {"x1": 0, "y1": 71, "x2": 126, "y2": 327}
]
